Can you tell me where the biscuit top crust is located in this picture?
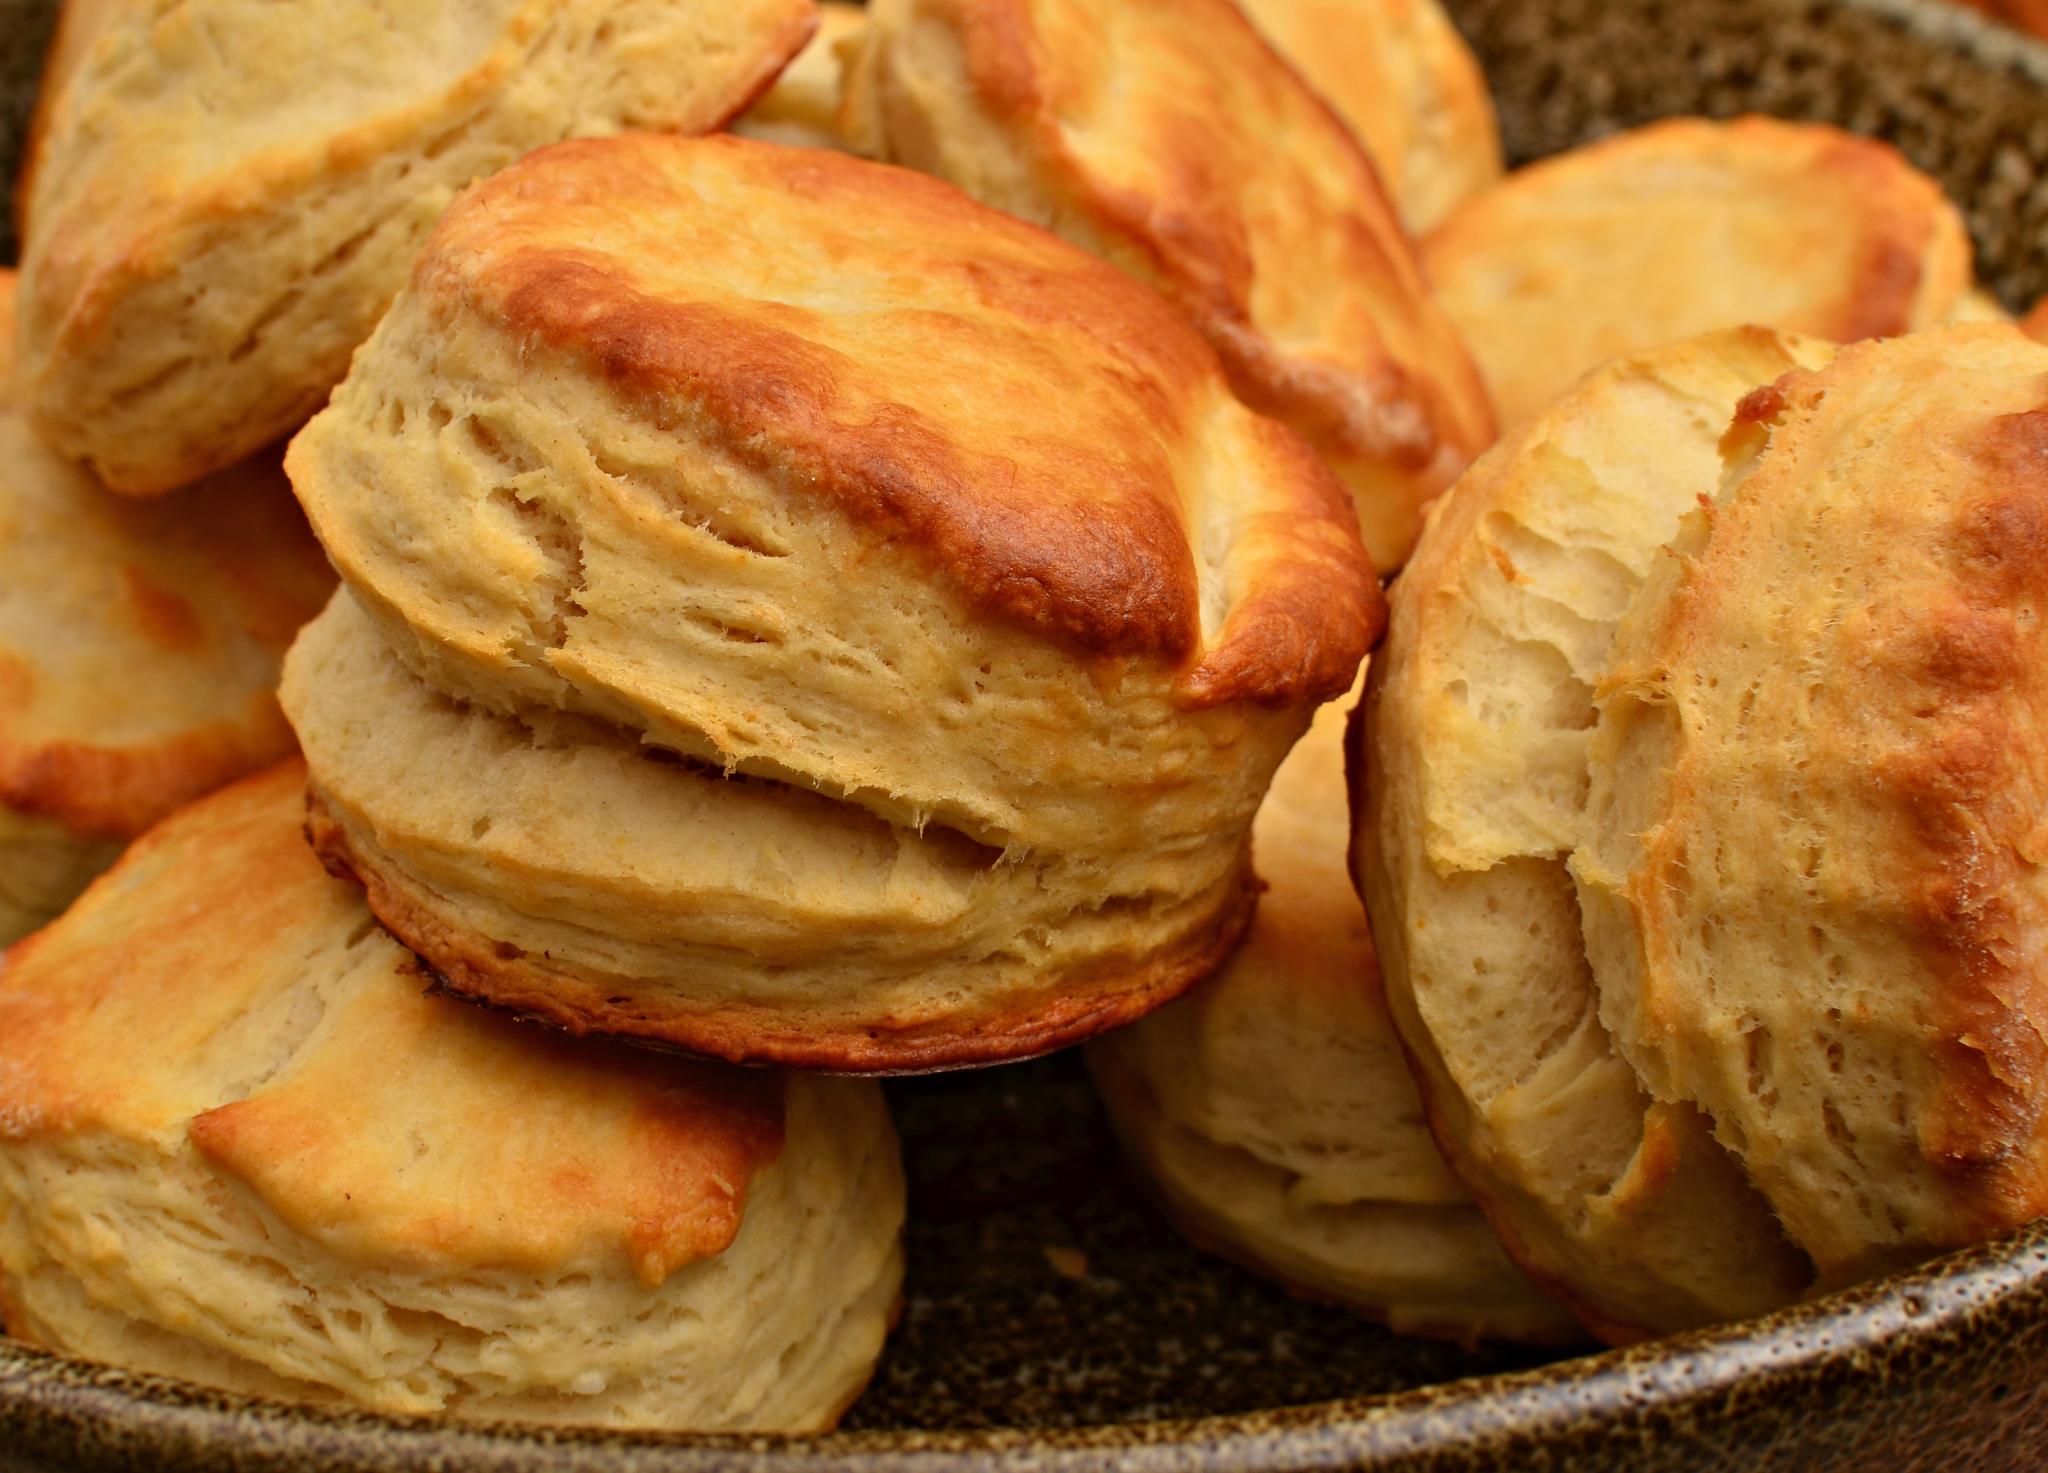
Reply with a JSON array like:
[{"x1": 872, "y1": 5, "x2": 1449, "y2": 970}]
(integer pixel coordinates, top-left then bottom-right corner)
[
  {"x1": 1231, "y1": 0, "x2": 1501, "y2": 235},
  {"x1": 0, "y1": 762, "x2": 787, "y2": 1283},
  {"x1": 845, "y1": 0, "x2": 1494, "y2": 570},
  {"x1": 309, "y1": 133, "x2": 1376, "y2": 697},
  {"x1": 1424, "y1": 116, "x2": 1971, "y2": 426},
  {"x1": 1580, "y1": 324, "x2": 2048, "y2": 1278},
  {"x1": 0, "y1": 271, "x2": 333, "y2": 837}
]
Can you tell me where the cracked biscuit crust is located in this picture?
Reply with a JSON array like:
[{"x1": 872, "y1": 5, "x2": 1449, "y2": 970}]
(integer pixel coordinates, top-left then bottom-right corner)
[
  {"x1": 17, "y1": 0, "x2": 818, "y2": 494},
  {"x1": 1578, "y1": 325, "x2": 2048, "y2": 1290},
  {"x1": 1359, "y1": 329, "x2": 1834, "y2": 1342},
  {"x1": 283, "y1": 135, "x2": 1374, "y2": 1069},
  {"x1": 839, "y1": 0, "x2": 1495, "y2": 572},
  {"x1": 0, "y1": 761, "x2": 905, "y2": 1430}
]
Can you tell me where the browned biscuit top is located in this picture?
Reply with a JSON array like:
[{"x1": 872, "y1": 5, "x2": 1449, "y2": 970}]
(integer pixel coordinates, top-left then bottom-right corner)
[
  {"x1": 1581, "y1": 324, "x2": 2048, "y2": 1278},
  {"x1": 0, "y1": 761, "x2": 789, "y2": 1283},
  {"x1": 354, "y1": 132, "x2": 1378, "y2": 699},
  {"x1": 0, "y1": 269, "x2": 333, "y2": 839}
]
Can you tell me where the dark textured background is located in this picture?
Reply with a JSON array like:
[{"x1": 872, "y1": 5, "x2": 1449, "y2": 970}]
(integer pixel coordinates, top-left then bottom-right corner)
[{"x1": 0, "y1": 0, "x2": 57, "y2": 264}]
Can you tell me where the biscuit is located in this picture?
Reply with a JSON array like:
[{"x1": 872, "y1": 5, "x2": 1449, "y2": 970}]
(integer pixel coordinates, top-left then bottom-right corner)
[
  {"x1": 1422, "y1": 116, "x2": 1972, "y2": 428},
  {"x1": 282, "y1": 134, "x2": 1379, "y2": 1072},
  {"x1": 732, "y1": 1, "x2": 868, "y2": 152},
  {"x1": 0, "y1": 269, "x2": 332, "y2": 943},
  {"x1": 0, "y1": 761, "x2": 905, "y2": 1430},
  {"x1": 1233, "y1": 0, "x2": 1501, "y2": 233},
  {"x1": 1946, "y1": 286, "x2": 2012, "y2": 324},
  {"x1": 1358, "y1": 329, "x2": 1834, "y2": 1341},
  {"x1": 838, "y1": 0, "x2": 1495, "y2": 571},
  {"x1": 17, "y1": 0, "x2": 818, "y2": 494},
  {"x1": 1576, "y1": 324, "x2": 2048, "y2": 1292},
  {"x1": 1088, "y1": 683, "x2": 1579, "y2": 1344}
]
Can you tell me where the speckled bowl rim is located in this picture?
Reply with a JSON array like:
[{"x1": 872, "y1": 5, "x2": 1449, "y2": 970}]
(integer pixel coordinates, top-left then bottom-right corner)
[
  {"x1": 6, "y1": 1215, "x2": 2048, "y2": 1469},
  {"x1": 9, "y1": 0, "x2": 2048, "y2": 1465}
]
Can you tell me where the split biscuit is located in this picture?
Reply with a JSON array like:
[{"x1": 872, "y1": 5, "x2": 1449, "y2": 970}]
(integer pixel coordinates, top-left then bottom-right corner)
[
  {"x1": 282, "y1": 134, "x2": 1379, "y2": 1072},
  {"x1": 0, "y1": 761, "x2": 904, "y2": 1429}
]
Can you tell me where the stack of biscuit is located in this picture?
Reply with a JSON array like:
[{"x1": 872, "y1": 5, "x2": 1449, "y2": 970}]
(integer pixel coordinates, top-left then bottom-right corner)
[{"x1": 6, "y1": 0, "x2": 2048, "y2": 1433}]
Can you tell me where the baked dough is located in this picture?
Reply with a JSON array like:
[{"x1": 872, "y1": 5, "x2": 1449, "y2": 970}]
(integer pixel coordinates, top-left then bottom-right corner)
[
  {"x1": 17, "y1": 0, "x2": 817, "y2": 494},
  {"x1": 839, "y1": 0, "x2": 1495, "y2": 571},
  {"x1": 1088, "y1": 683, "x2": 1579, "y2": 1344},
  {"x1": 1577, "y1": 324, "x2": 2048, "y2": 1291},
  {"x1": 0, "y1": 268, "x2": 332, "y2": 943},
  {"x1": 1233, "y1": 0, "x2": 1501, "y2": 233},
  {"x1": 1363, "y1": 321, "x2": 2048, "y2": 1339},
  {"x1": 282, "y1": 134, "x2": 1378, "y2": 1071},
  {"x1": 0, "y1": 761, "x2": 904, "y2": 1430},
  {"x1": 1359, "y1": 329, "x2": 1833, "y2": 1341},
  {"x1": 1424, "y1": 116, "x2": 1972, "y2": 427},
  {"x1": 732, "y1": 1, "x2": 868, "y2": 152}
]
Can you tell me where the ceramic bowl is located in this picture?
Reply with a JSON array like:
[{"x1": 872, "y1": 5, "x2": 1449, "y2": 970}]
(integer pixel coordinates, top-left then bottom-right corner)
[{"x1": 5, "y1": 0, "x2": 2048, "y2": 1467}]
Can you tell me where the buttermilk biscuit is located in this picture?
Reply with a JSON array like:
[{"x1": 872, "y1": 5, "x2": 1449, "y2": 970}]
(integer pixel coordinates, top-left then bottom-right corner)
[
  {"x1": 0, "y1": 269, "x2": 332, "y2": 943},
  {"x1": 1575, "y1": 325, "x2": 2048, "y2": 1293},
  {"x1": 0, "y1": 762, "x2": 905, "y2": 1429},
  {"x1": 838, "y1": 0, "x2": 1495, "y2": 572},
  {"x1": 282, "y1": 134, "x2": 1379, "y2": 1072},
  {"x1": 1088, "y1": 684, "x2": 1578, "y2": 1344},
  {"x1": 732, "y1": 2, "x2": 869, "y2": 152},
  {"x1": 16, "y1": 0, "x2": 817, "y2": 495},
  {"x1": 1234, "y1": 0, "x2": 1501, "y2": 234},
  {"x1": 1423, "y1": 116, "x2": 1973, "y2": 428},
  {"x1": 1359, "y1": 329, "x2": 1835, "y2": 1342}
]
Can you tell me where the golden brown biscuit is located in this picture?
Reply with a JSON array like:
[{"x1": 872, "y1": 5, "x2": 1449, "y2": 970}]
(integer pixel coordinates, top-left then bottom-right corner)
[
  {"x1": 17, "y1": 0, "x2": 817, "y2": 494},
  {"x1": 282, "y1": 134, "x2": 1379, "y2": 1072},
  {"x1": 0, "y1": 761, "x2": 905, "y2": 1429},
  {"x1": 1576, "y1": 324, "x2": 2048, "y2": 1292},
  {"x1": 1424, "y1": 116, "x2": 1972, "y2": 427},
  {"x1": 0, "y1": 269, "x2": 333, "y2": 942},
  {"x1": 839, "y1": 0, "x2": 1495, "y2": 571},
  {"x1": 1088, "y1": 684, "x2": 1580, "y2": 1343},
  {"x1": 1233, "y1": 0, "x2": 1501, "y2": 234},
  {"x1": 732, "y1": 1, "x2": 869, "y2": 152},
  {"x1": 1359, "y1": 329, "x2": 1835, "y2": 1342}
]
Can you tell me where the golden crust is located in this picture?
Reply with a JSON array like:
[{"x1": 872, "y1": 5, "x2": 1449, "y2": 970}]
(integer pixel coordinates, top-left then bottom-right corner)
[
  {"x1": 388, "y1": 134, "x2": 1373, "y2": 687},
  {"x1": 1232, "y1": 0, "x2": 1501, "y2": 234},
  {"x1": 0, "y1": 761, "x2": 905, "y2": 1428},
  {"x1": 0, "y1": 763, "x2": 787, "y2": 1280},
  {"x1": 1578, "y1": 325, "x2": 2048, "y2": 1283},
  {"x1": 841, "y1": 0, "x2": 1494, "y2": 571},
  {"x1": 0, "y1": 269, "x2": 333, "y2": 844},
  {"x1": 18, "y1": 0, "x2": 818, "y2": 494},
  {"x1": 283, "y1": 133, "x2": 1371, "y2": 1073},
  {"x1": 1424, "y1": 116, "x2": 1973, "y2": 427}
]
